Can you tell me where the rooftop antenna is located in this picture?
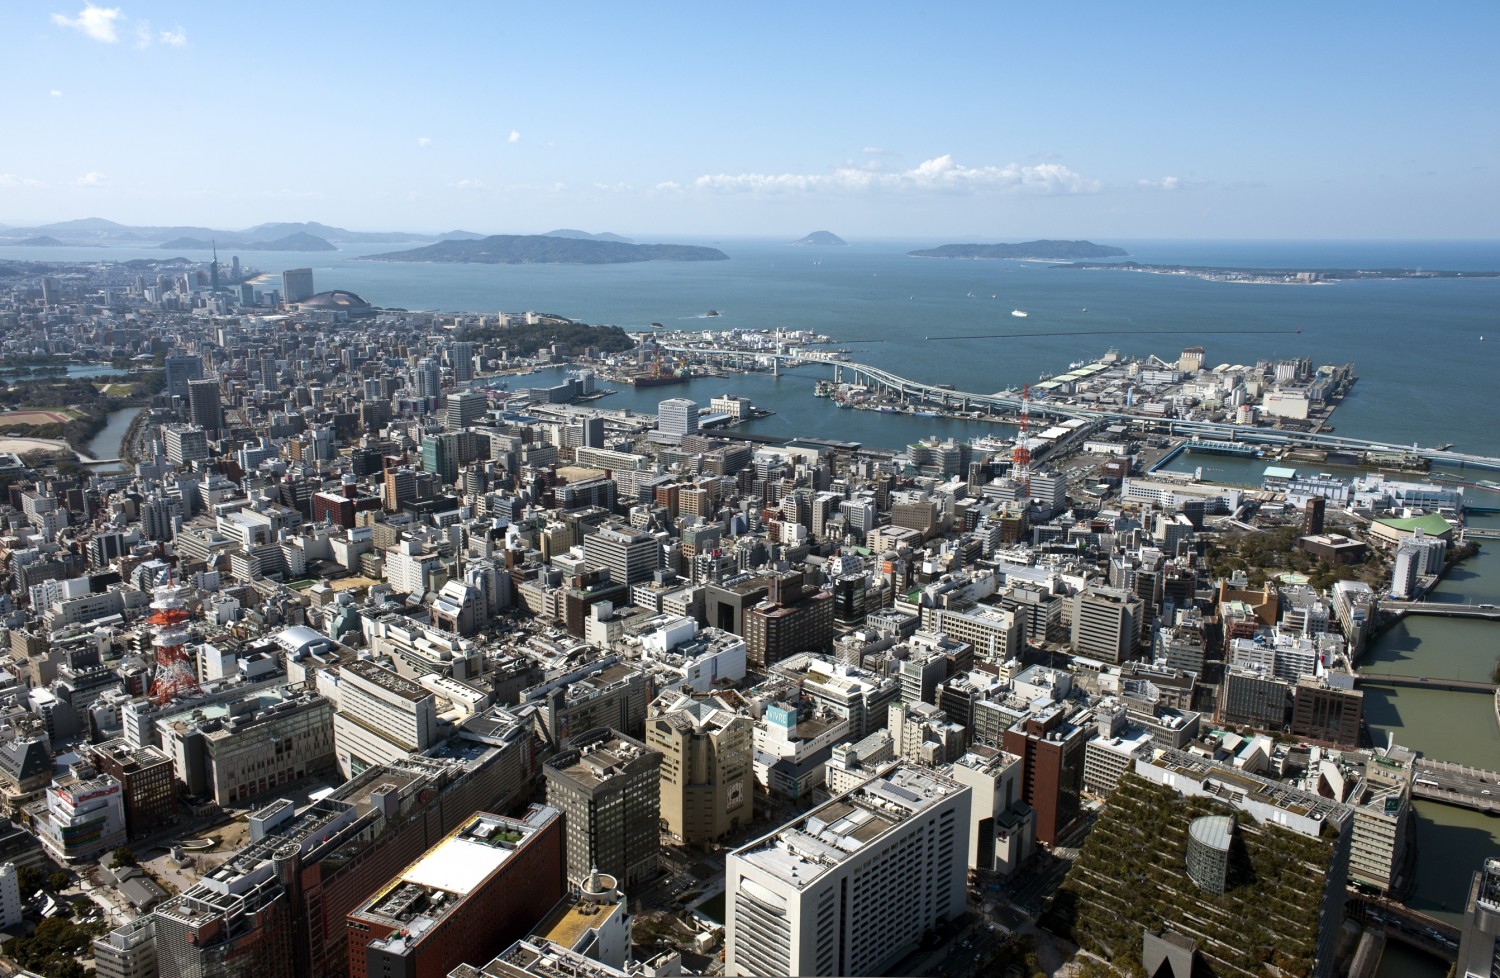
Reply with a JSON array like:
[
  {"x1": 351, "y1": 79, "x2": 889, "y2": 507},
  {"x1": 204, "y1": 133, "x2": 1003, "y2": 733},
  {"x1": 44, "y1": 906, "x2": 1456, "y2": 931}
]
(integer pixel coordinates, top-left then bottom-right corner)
[{"x1": 210, "y1": 239, "x2": 221, "y2": 294}]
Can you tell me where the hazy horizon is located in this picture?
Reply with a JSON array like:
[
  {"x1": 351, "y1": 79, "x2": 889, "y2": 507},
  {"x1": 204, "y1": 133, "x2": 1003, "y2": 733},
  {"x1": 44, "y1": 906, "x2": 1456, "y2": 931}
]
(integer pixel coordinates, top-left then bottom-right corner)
[{"x1": 3, "y1": 3, "x2": 1496, "y2": 239}]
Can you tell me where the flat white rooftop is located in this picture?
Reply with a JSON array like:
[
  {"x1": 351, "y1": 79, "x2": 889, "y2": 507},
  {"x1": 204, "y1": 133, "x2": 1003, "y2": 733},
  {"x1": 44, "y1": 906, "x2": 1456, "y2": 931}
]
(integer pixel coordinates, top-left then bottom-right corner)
[{"x1": 402, "y1": 835, "x2": 511, "y2": 895}]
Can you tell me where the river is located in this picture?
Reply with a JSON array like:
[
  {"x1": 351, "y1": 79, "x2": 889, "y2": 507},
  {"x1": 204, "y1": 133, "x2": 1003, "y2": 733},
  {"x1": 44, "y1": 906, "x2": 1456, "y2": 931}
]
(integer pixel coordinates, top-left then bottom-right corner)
[{"x1": 82, "y1": 407, "x2": 141, "y2": 473}]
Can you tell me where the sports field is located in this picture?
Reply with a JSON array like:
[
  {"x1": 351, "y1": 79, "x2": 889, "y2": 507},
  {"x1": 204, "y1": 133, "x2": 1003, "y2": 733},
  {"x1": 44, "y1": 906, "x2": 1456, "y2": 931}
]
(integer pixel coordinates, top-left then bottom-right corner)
[{"x1": 0, "y1": 409, "x2": 79, "y2": 426}]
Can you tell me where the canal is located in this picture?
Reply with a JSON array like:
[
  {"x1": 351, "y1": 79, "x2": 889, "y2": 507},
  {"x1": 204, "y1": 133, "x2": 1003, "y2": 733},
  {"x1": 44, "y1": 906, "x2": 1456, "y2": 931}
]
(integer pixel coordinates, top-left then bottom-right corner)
[{"x1": 1356, "y1": 518, "x2": 1500, "y2": 978}]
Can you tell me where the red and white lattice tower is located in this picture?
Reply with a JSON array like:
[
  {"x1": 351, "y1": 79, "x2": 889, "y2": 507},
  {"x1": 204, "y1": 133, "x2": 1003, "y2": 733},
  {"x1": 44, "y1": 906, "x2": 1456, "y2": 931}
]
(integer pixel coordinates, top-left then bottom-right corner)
[
  {"x1": 1011, "y1": 383, "x2": 1033, "y2": 498},
  {"x1": 148, "y1": 582, "x2": 200, "y2": 704}
]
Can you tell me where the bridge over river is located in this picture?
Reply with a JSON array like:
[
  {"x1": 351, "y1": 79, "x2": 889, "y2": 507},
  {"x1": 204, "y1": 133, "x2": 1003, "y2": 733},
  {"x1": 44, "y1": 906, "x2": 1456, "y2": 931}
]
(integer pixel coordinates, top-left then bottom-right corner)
[
  {"x1": 1384, "y1": 600, "x2": 1500, "y2": 621},
  {"x1": 659, "y1": 345, "x2": 1500, "y2": 471}
]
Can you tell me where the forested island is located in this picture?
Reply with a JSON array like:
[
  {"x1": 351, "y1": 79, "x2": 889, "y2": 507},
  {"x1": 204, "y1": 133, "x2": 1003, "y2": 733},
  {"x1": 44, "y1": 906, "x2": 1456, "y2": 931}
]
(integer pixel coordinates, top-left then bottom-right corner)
[
  {"x1": 792, "y1": 231, "x2": 847, "y2": 246},
  {"x1": 458, "y1": 317, "x2": 636, "y2": 357},
  {"x1": 362, "y1": 235, "x2": 729, "y2": 265},
  {"x1": 908, "y1": 240, "x2": 1129, "y2": 260}
]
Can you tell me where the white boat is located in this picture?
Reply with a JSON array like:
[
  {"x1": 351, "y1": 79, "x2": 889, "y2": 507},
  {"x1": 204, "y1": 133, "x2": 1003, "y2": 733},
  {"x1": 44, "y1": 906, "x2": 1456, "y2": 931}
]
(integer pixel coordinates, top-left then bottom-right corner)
[{"x1": 1011, "y1": 309, "x2": 1028, "y2": 318}]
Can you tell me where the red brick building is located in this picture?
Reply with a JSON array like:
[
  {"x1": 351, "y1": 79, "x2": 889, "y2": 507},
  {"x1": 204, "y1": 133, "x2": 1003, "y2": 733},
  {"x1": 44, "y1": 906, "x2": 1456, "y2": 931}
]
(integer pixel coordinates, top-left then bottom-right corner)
[{"x1": 346, "y1": 806, "x2": 564, "y2": 978}]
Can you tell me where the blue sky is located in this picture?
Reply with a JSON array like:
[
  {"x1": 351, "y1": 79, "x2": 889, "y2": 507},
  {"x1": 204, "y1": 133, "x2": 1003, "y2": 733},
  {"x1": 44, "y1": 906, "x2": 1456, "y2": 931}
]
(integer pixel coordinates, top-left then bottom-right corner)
[{"x1": 2, "y1": 1, "x2": 1496, "y2": 238}]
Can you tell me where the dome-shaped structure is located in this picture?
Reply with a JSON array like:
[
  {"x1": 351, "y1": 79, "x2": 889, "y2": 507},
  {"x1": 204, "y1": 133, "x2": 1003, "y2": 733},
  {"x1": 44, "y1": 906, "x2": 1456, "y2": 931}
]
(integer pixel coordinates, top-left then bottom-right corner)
[{"x1": 297, "y1": 289, "x2": 375, "y2": 316}]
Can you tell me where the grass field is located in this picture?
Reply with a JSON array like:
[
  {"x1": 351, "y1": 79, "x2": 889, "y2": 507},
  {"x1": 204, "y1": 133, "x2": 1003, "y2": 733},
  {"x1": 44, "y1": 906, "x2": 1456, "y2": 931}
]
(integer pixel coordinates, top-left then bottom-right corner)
[{"x1": 0, "y1": 408, "x2": 82, "y2": 426}]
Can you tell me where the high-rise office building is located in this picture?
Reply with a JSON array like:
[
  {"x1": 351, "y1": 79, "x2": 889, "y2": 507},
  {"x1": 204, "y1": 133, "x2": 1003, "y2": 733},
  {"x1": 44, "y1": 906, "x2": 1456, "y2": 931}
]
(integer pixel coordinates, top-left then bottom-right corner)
[
  {"x1": 743, "y1": 570, "x2": 833, "y2": 669},
  {"x1": 163, "y1": 354, "x2": 204, "y2": 408},
  {"x1": 415, "y1": 358, "x2": 442, "y2": 400},
  {"x1": 1001, "y1": 703, "x2": 1088, "y2": 846},
  {"x1": 450, "y1": 341, "x2": 477, "y2": 383},
  {"x1": 421, "y1": 433, "x2": 460, "y2": 485},
  {"x1": 282, "y1": 267, "x2": 315, "y2": 304},
  {"x1": 543, "y1": 728, "x2": 662, "y2": 889},
  {"x1": 187, "y1": 378, "x2": 223, "y2": 432},
  {"x1": 656, "y1": 398, "x2": 699, "y2": 444},
  {"x1": 445, "y1": 389, "x2": 488, "y2": 430},
  {"x1": 647, "y1": 695, "x2": 754, "y2": 845},
  {"x1": 1070, "y1": 586, "x2": 1141, "y2": 664},
  {"x1": 725, "y1": 765, "x2": 970, "y2": 977},
  {"x1": 163, "y1": 424, "x2": 209, "y2": 466},
  {"x1": 582, "y1": 526, "x2": 661, "y2": 587}
]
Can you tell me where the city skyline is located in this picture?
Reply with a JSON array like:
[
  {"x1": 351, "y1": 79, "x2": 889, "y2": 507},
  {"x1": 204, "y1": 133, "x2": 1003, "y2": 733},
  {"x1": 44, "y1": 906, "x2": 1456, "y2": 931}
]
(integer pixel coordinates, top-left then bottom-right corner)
[{"x1": 2, "y1": 2, "x2": 1496, "y2": 239}]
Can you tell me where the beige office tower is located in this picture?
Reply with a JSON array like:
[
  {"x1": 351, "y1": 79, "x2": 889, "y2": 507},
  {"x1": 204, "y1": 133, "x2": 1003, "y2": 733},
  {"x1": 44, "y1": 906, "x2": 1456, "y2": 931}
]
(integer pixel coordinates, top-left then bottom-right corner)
[{"x1": 647, "y1": 694, "x2": 754, "y2": 845}]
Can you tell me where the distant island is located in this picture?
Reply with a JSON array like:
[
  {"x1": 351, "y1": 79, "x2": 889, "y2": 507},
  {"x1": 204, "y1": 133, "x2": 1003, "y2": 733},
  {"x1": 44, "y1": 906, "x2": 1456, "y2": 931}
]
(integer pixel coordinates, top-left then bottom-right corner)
[
  {"x1": 362, "y1": 235, "x2": 728, "y2": 265},
  {"x1": 909, "y1": 240, "x2": 1129, "y2": 260},
  {"x1": 544, "y1": 229, "x2": 635, "y2": 244},
  {"x1": 13, "y1": 236, "x2": 68, "y2": 247},
  {"x1": 159, "y1": 232, "x2": 337, "y2": 252},
  {"x1": 792, "y1": 231, "x2": 847, "y2": 247},
  {"x1": 1066, "y1": 260, "x2": 1500, "y2": 284}
]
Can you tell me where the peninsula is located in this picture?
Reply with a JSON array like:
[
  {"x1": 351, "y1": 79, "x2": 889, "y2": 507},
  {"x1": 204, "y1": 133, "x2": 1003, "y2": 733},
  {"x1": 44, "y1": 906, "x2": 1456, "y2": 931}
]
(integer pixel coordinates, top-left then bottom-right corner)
[
  {"x1": 361, "y1": 235, "x2": 729, "y2": 265},
  {"x1": 909, "y1": 240, "x2": 1128, "y2": 260},
  {"x1": 1065, "y1": 260, "x2": 1500, "y2": 283}
]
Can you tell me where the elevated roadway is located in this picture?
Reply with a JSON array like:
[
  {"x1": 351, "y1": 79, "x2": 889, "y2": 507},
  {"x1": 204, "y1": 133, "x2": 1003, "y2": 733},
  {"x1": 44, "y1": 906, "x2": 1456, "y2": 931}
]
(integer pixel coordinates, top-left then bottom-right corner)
[{"x1": 659, "y1": 344, "x2": 1500, "y2": 470}]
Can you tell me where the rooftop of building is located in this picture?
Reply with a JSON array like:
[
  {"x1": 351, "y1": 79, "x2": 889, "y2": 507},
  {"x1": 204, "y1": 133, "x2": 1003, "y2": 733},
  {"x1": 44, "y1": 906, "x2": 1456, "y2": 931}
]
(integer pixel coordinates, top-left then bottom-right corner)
[
  {"x1": 731, "y1": 765, "x2": 965, "y2": 889},
  {"x1": 343, "y1": 657, "x2": 431, "y2": 703},
  {"x1": 1144, "y1": 749, "x2": 1348, "y2": 826},
  {"x1": 457, "y1": 939, "x2": 633, "y2": 978},
  {"x1": 545, "y1": 732, "x2": 656, "y2": 788},
  {"x1": 356, "y1": 807, "x2": 560, "y2": 954},
  {"x1": 533, "y1": 882, "x2": 624, "y2": 951}
]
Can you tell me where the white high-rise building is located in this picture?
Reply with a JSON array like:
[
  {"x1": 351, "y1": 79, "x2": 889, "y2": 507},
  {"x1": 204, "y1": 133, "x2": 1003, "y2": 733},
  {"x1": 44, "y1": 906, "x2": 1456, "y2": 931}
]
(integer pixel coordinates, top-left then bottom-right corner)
[
  {"x1": 0, "y1": 862, "x2": 21, "y2": 930},
  {"x1": 656, "y1": 398, "x2": 699, "y2": 444},
  {"x1": 725, "y1": 765, "x2": 970, "y2": 977}
]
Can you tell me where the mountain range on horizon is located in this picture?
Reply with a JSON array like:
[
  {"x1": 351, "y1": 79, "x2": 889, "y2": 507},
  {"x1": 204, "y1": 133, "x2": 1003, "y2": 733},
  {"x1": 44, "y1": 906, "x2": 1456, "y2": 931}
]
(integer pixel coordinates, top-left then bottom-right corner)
[{"x1": 0, "y1": 219, "x2": 641, "y2": 251}]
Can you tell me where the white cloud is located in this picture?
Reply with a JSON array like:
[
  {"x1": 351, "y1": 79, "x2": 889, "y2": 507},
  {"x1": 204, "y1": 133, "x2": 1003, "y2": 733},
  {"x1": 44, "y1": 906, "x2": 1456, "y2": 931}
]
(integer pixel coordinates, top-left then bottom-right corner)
[
  {"x1": 654, "y1": 181, "x2": 684, "y2": 192},
  {"x1": 51, "y1": 3, "x2": 123, "y2": 43},
  {"x1": 453, "y1": 179, "x2": 485, "y2": 191},
  {"x1": 692, "y1": 155, "x2": 1102, "y2": 196},
  {"x1": 416, "y1": 136, "x2": 432, "y2": 148},
  {"x1": 134, "y1": 20, "x2": 152, "y2": 48},
  {"x1": 50, "y1": 89, "x2": 63, "y2": 97},
  {"x1": 0, "y1": 174, "x2": 47, "y2": 188},
  {"x1": 861, "y1": 146, "x2": 885, "y2": 155},
  {"x1": 76, "y1": 171, "x2": 109, "y2": 187},
  {"x1": 159, "y1": 26, "x2": 187, "y2": 46},
  {"x1": 1138, "y1": 176, "x2": 1183, "y2": 191},
  {"x1": 593, "y1": 182, "x2": 633, "y2": 193},
  {"x1": 508, "y1": 130, "x2": 521, "y2": 143}
]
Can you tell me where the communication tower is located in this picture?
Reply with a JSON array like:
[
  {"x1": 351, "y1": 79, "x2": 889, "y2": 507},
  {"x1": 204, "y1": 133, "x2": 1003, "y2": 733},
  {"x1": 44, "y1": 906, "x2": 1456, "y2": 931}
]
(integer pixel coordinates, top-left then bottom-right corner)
[
  {"x1": 148, "y1": 582, "x2": 200, "y2": 704},
  {"x1": 1011, "y1": 383, "x2": 1032, "y2": 498}
]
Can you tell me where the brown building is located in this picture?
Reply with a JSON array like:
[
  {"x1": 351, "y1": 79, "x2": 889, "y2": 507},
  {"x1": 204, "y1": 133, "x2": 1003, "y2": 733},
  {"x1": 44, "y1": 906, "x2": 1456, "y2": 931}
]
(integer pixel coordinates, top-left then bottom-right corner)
[
  {"x1": 1290, "y1": 676, "x2": 1363, "y2": 747},
  {"x1": 1297, "y1": 533, "x2": 1369, "y2": 566},
  {"x1": 647, "y1": 696, "x2": 754, "y2": 845},
  {"x1": 743, "y1": 570, "x2": 833, "y2": 669},
  {"x1": 1001, "y1": 704, "x2": 1088, "y2": 846},
  {"x1": 86, "y1": 739, "x2": 177, "y2": 839},
  {"x1": 346, "y1": 806, "x2": 564, "y2": 978}
]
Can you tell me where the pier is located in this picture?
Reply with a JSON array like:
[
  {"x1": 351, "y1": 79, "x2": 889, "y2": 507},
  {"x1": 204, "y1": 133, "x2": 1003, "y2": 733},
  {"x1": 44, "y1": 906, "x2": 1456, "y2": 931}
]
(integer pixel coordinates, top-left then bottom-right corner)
[{"x1": 655, "y1": 345, "x2": 1500, "y2": 470}]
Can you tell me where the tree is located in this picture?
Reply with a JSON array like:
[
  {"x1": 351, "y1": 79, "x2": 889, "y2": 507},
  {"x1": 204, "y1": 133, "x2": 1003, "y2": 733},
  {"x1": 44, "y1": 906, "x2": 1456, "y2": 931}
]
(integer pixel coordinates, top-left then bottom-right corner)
[
  {"x1": 48, "y1": 871, "x2": 71, "y2": 892},
  {"x1": 18, "y1": 865, "x2": 45, "y2": 895},
  {"x1": 109, "y1": 847, "x2": 138, "y2": 869}
]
